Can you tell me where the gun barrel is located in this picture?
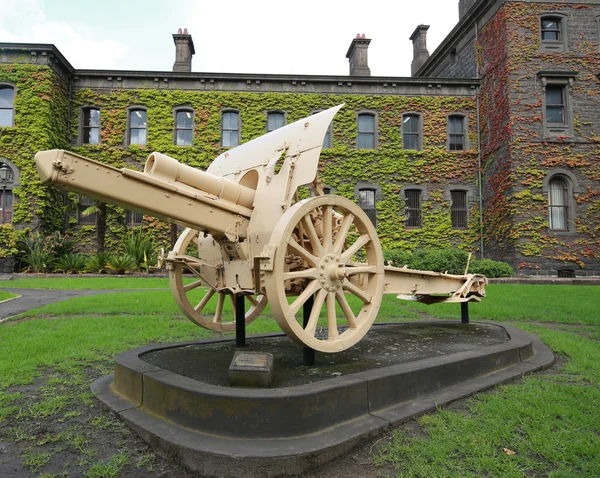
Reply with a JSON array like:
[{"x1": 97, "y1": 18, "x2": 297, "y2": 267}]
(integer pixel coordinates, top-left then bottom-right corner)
[{"x1": 35, "y1": 149, "x2": 251, "y2": 238}]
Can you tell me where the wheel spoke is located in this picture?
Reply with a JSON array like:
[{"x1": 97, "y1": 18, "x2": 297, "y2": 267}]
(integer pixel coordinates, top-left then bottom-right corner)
[
  {"x1": 213, "y1": 293, "x2": 225, "y2": 323},
  {"x1": 247, "y1": 295, "x2": 259, "y2": 307},
  {"x1": 288, "y1": 237, "x2": 319, "y2": 268},
  {"x1": 326, "y1": 292, "x2": 339, "y2": 339},
  {"x1": 178, "y1": 254, "x2": 205, "y2": 268},
  {"x1": 345, "y1": 265, "x2": 377, "y2": 276},
  {"x1": 336, "y1": 290, "x2": 358, "y2": 328},
  {"x1": 333, "y1": 213, "x2": 354, "y2": 254},
  {"x1": 340, "y1": 234, "x2": 371, "y2": 263},
  {"x1": 302, "y1": 214, "x2": 324, "y2": 257},
  {"x1": 283, "y1": 268, "x2": 319, "y2": 281},
  {"x1": 229, "y1": 294, "x2": 237, "y2": 320},
  {"x1": 194, "y1": 287, "x2": 215, "y2": 312},
  {"x1": 305, "y1": 288, "x2": 327, "y2": 337},
  {"x1": 342, "y1": 279, "x2": 372, "y2": 304},
  {"x1": 183, "y1": 278, "x2": 205, "y2": 292},
  {"x1": 288, "y1": 279, "x2": 320, "y2": 316},
  {"x1": 322, "y1": 205, "x2": 333, "y2": 252}
]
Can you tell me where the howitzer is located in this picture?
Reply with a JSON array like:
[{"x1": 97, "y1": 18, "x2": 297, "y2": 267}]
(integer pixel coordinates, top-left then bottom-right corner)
[{"x1": 35, "y1": 106, "x2": 486, "y2": 353}]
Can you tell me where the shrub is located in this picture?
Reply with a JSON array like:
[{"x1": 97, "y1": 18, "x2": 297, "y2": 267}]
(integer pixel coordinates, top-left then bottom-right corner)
[
  {"x1": 21, "y1": 246, "x2": 55, "y2": 273},
  {"x1": 17, "y1": 232, "x2": 75, "y2": 272},
  {"x1": 54, "y1": 254, "x2": 89, "y2": 274},
  {"x1": 85, "y1": 252, "x2": 110, "y2": 274},
  {"x1": 470, "y1": 258, "x2": 514, "y2": 278},
  {"x1": 106, "y1": 254, "x2": 137, "y2": 275},
  {"x1": 125, "y1": 230, "x2": 157, "y2": 272},
  {"x1": 383, "y1": 248, "x2": 513, "y2": 278}
]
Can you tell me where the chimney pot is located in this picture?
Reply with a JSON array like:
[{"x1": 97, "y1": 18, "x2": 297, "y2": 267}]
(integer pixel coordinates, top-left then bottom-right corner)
[
  {"x1": 183, "y1": 28, "x2": 188, "y2": 34},
  {"x1": 177, "y1": 28, "x2": 182, "y2": 34}
]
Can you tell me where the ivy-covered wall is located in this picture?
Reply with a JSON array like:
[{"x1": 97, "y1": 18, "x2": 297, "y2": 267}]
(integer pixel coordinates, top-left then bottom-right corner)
[
  {"x1": 0, "y1": 64, "x2": 69, "y2": 262},
  {"x1": 67, "y1": 88, "x2": 481, "y2": 254},
  {"x1": 477, "y1": 2, "x2": 600, "y2": 275}
]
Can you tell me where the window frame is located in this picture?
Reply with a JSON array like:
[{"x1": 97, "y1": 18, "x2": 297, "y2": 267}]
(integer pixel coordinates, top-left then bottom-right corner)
[
  {"x1": 450, "y1": 190, "x2": 469, "y2": 229},
  {"x1": 126, "y1": 106, "x2": 148, "y2": 146},
  {"x1": 266, "y1": 111, "x2": 286, "y2": 133},
  {"x1": 402, "y1": 113, "x2": 422, "y2": 151},
  {"x1": 354, "y1": 182, "x2": 381, "y2": 227},
  {"x1": 173, "y1": 106, "x2": 194, "y2": 146},
  {"x1": 221, "y1": 109, "x2": 241, "y2": 148},
  {"x1": 0, "y1": 159, "x2": 17, "y2": 225},
  {"x1": 79, "y1": 106, "x2": 101, "y2": 145},
  {"x1": 402, "y1": 185, "x2": 428, "y2": 229},
  {"x1": 0, "y1": 83, "x2": 16, "y2": 128},
  {"x1": 541, "y1": 169, "x2": 581, "y2": 234},
  {"x1": 77, "y1": 195, "x2": 96, "y2": 225},
  {"x1": 538, "y1": 71, "x2": 576, "y2": 138},
  {"x1": 125, "y1": 209, "x2": 144, "y2": 227},
  {"x1": 539, "y1": 14, "x2": 567, "y2": 52},
  {"x1": 312, "y1": 110, "x2": 333, "y2": 149},
  {"x1": 447, "y1": 114, "x2": 468, "y2": 151},
  {"x1": 356, "y1": 111, "x2": 378, "y2": 150}
]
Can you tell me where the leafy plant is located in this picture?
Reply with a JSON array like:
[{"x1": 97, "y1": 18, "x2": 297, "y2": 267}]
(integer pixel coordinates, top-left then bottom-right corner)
[
  {"x1": 54, "y1": 254, "x2": 89, "y2": 274},
  {"x1": 85, "y1": 252, "x2": 110, "y2": 274},
  {"x1": 470, "y1": 258, "x2": 513, "y2": 278},
  {"x1": 124, "y1": 229, "x2": 157, "y2": 272},
  {"x1": 105, "y1": 254, "x2": 137, "y2": 275}
]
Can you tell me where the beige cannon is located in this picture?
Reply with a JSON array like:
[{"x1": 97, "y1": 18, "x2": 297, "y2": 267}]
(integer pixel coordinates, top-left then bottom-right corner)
[{"x1": 35, "y1": 105, "x2": 486, "y2": 353}]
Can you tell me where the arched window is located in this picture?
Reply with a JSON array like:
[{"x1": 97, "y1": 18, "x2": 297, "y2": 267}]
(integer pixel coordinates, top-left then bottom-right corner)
[
  {"x1": 267, "y1": 112, "x2": 285, "y2": 132},
  {"x1": 0, "y1": 85, "x2": 15, "y2": 127},
  {"x1": 402, "y1": 114, "x2": 421, "y2": 150},
  {"x1": 128, "y1": 108, "x2": 147, "y2": 146},
  {"x1": 0, "y1": 161, "x2": 15, "y2": 224},
  {"x1": 81, "y1": 107, "x2": 100, "y2": 144},
  {"x1": 548, "y1": 176, "x2": 569, "y2": 231},
  {"x1": 448, "y1": 115, "x2": 466, "y2": 151},
  {"x1": 357, "y1": 113, "x2": 376, "y2": 149},
  {"x1": 222, "y1": 111, "x2": 240, "y2": 147},
  {"x1": 174, "y1": 108, "x2": 193, "y2": 146}
]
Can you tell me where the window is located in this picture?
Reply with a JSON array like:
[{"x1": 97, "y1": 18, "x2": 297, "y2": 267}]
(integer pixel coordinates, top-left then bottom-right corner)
[
  {"x1": 128, "y1": 109, "x2": 147, "y2": 146},
  {"x1": 175, "y1": 109, "x2": 193, "y2": 146},
  {"x1": 402, "y1": 114, "x2": 421, "y2": 150},
  {"x1": 358, "y1": 189, "x2": 377, "y2": 226},
  {"x1": 448, "y1": 115, "x2": 466, "y2": 151},
  {"x1": 539, "y1": 72, "x2": 576, "y2": 138},
  {"x1": 451, "y1": 190, "x2": 468, "y2": 228},
  {"x1": 81, "y1": 107, "x2": 100, "y2": 144},
  {"x1": 313, "y1": 110, "x2": 333, "y2": 148},
  {"x1": 0, "y1": 85, "x2": 15, "y2": 127},
  {"x1": 545, "y1": 86, "x2": 564, "y2": 124},
  {"x1": 405, "y1": 189, "x2": 422, "y2": 228},
  {"x1": 357, "y1": 113, "x2": 376, "y2": 149},
  {"x1": 267, "y1": 112, "x2": 285, "y2": 132},
  {"x1": 78, "y1": 196, "x2": 96, "y2": 225},
  {"x1": 125, "y1": 210, "x2": 144, "y2": 226},
  {"x1": 548, "y1": 177, "x2": 569, "y2": 231},
  {"x1": 0, "y1": 162, "x2": 15, "y2": 224},
  {"x1": 540, "y1": 14, "x2": 567, "y2": 52},
  {"x1": 222, "y1": 111, "x2": 240, "y2": 147}
]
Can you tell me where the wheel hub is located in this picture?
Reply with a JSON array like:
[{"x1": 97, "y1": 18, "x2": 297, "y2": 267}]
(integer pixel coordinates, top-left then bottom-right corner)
[{"x1": 318, "y1": 253, "x2": 345, "y2": 292}]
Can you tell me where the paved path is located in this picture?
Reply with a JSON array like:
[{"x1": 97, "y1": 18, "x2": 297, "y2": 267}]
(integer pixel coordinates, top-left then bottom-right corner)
[{"x1": 0, "y1": 288, "x2": 141, "y2": 321}]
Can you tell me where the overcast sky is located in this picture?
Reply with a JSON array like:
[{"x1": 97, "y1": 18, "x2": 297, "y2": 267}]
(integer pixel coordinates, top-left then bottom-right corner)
[{"x1": 0, "y1": 0, "x2": 459, "y2": 77}]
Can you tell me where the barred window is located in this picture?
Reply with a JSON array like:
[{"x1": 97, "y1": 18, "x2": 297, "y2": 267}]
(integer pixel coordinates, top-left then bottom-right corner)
[
  {"x1": 125, "y1": 210, "x2": 144, "y2": 226},
  {"x1": 405, "y1": 189, "x2": 422, "y2": 228},
  {"x1": 78, "y1": 196, "x2": 96, "y2": 225},
  {"x1": 358, "y1": 189, "x2": 377, "y2": 227},
  {"x1": 451, "y1": 190, "x2": 468, "y2": 229},
  {"x1": 81, "y1": 107, "x2": 100, "y2": 145}
]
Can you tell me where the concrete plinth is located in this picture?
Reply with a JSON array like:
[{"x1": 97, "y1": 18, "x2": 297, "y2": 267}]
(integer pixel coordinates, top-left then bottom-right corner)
[{"x1": 91, "y1": 322, "x2": 553, "y2": 477}]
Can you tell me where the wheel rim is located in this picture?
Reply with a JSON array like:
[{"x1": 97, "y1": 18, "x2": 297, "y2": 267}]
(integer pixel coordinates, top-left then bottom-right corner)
[
  {"x1": 265, "y1": 196, "x2": 384, "y2": 352},
  {"x1": 169, "y1": 228, "x2": 267, "y2": 332}
]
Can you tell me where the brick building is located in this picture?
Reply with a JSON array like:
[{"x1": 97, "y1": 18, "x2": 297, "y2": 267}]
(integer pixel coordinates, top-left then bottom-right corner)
[{"x1": 0, "y1": 0, "x2": 598, "y2": 276}]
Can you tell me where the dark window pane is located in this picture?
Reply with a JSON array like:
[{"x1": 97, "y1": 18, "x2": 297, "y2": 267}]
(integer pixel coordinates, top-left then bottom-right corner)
[
  {"x1": 358, "y1": 114, "x2": 375, "y2": 133},
  {"x1": 405, "y1": 190, "x2": 422, "y2": 228},
  {"x1": 177, "y1": 129, "x2": 193, "y2": 146},
  {"x1": 357, "y1": 133, "x2": 374, "y2": 149},
  {"x1": 0, "y1": 87, "x2": 14, "y2": 108},
  {"x1": 323, "y1": 129, "x2": 331, "y2": 148},
  {"x1": 130, "y1": 129, "x2": 139, "y2": 145},
  {"x1": 83, "y1": 108, "x2": 100, "y2": 127},
  {"x1": 0, "y1": 109, "x2": 13, "y2": 127},
  {"x1": 546, "y1": 87, "x2": 563, "y2": 105},
  {"x1": 358, "y1": 189, "x2": 376, "y2": 226},
  {"x1": 546, "y1": 106, "x2": 564, "y2": 124},
  {"x1": 541, "y1": 19, "x2": 560, "y2": 41},
  {"x1": 451, "y1": 190, "x2": 468, "y2": 228},
  {"x1": 403, "y1": 115, "x2": 419, "y2": 133},
  {"x1": 403, "y1": 134, "x2": 418, "y2": 150},
  {"x1": 267, "y1": 113, "x2": 284, "y2": 132},
  {"x1": 176, "y1": 111, "x2": 193, "y2": 128},
  {"x1": 448, "y1": 116, "x2": 463, "y2": 134},
  {"x1": 2, "y1": 190, "x2": 13, "y2": 207},
  {"x1": 548, "y1": 177, "x2": 568, "y2": 230},
  {"x1": 130, "y1": 110, "x2": 147, "y2": 128}
]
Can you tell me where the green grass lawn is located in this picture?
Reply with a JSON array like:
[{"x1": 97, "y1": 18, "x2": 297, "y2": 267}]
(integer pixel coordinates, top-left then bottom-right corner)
[
  {"x1": 0, "y1": 278, "x2": 598, "y2": 477},
  {"x1": 0, "y1": 276, "x2": 172, "y2": 290},
  {"x1": 0, "y1": 290, "x2": 18, "y2": 302}
]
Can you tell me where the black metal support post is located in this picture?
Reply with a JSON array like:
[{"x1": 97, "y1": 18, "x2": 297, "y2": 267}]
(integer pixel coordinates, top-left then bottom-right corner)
[
  {"x1": 303, "y1": 295, "x2": 316, "y2": 366},
  {"x1": 461, "y1": 301, "x2": 469, "y2": 324},
  {"x1": 235, "y1": 294, "x2": 246, "y2": 347}
]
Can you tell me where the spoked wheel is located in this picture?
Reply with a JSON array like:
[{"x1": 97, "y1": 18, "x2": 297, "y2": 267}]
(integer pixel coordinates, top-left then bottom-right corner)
[
  {"x1": 264, "y1": 195, "x2": 384, "y2": 352},
  {"x1": 168, "y1": 228, "x2": 267, "y2": 332}
]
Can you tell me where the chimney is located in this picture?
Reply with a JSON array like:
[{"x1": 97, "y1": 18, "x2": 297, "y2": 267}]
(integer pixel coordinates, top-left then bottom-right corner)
[
  {"x1": 172, "y1": 28, "x2": 195, "y2": 72},
  {"x1": 346, "y1": 34, "x2": 371, "y2": 76},
  {"x1": 410, "y1": 25, "x2": 430, "y2": 76}
]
